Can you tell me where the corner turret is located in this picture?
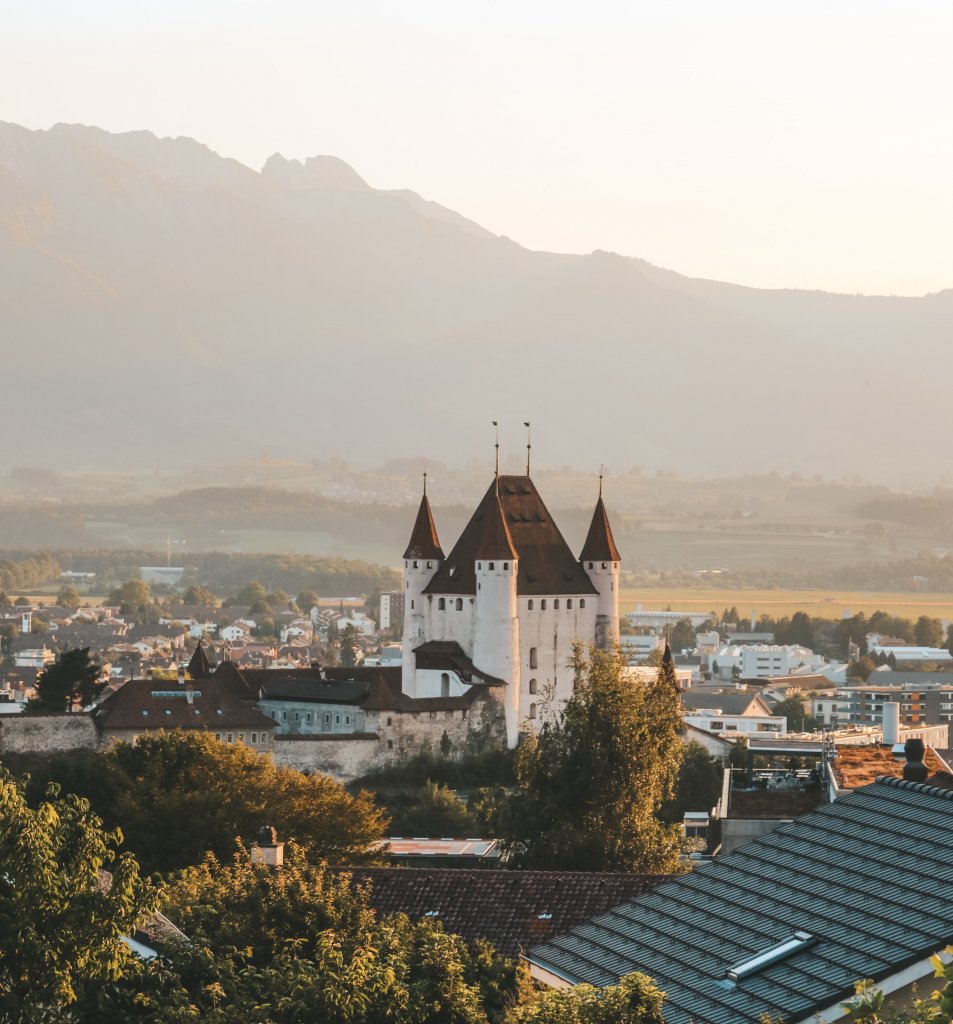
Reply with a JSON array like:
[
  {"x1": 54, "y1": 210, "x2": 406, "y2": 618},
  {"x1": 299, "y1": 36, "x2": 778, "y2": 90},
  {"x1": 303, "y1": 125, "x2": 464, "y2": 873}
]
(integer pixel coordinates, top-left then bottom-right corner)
[
  {"x1": 402, "y1": 482, "x2": 444, "y2": 697},
  {"x1": 472, "y1": 490, "x2": 520, "y2": 746},
  {"x1": 580, "y1": 479, "x2": 621, "y2": 648}
]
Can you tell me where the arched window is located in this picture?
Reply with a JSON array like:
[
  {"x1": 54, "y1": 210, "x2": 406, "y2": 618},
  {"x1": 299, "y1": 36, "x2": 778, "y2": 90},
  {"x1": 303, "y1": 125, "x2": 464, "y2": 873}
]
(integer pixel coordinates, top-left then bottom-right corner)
[
  {"x1": 438, "y1": 598, "x2": 446, "y2": 610},
  {"x1": 529, "y1": 703, "x2": 537, "y2": 720},
  {"x1": 580, "y1": 599, "x2": 586, "y2": 609},
  {"x1": 528, "y1": 599, "x2": 534, "y2": 610},
  {"x1": 554, "y1": 599, "x2": 560, "y2": 610},
  {"x1": 529, "y1": 647, "x2": 538, "y2": 669},
  {"x1": 602, "y1": 562, "x2": 608, "y2": 570},
  {"x1": 588, "y1": 562, "x2": 593, "y2": 569},
  {"x1": 529, "y1": 678, "x2": 538, "y2": 694},
  {"x1": 413, "y1": 560, "x2": 419, "y2": 568},
  {"x1": 488, "y1": 562, "x2": 495, "y2": 571},
  {"x1": 440, "y1": 673, "x2": 450, "y2": 698},
  {"x1": 503, "y1": 561, "x2": 509, "y2": 570},
  {"x1": 455, "y1": 598, "x2": 463, "y2": 611},
  {"x1": 426, "y1": 561, "x2": 432, "y2": 569},
  {"x1": 541, "y1": 599, "x2": 547, "y2": 611},
  {"x1": 477, "y1": 562, "x2": 482, "y2": 570},
  {"x1": 410, "y1": 600, "x2": 414, "y2": 609},
  {"x1": 567, "y1": 599, "x2": 573, "y2": 609}
]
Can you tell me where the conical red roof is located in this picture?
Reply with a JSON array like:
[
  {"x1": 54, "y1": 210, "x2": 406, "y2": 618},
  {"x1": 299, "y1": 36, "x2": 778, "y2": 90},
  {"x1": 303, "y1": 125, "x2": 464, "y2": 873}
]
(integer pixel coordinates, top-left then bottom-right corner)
[
  {"x1": 403, "y1": 494, "x2": 444, "y2": 560},
  {"x1": 473, "y1": 489, "x2": 518, "y2": 560},
  {"x1": 579, "y1": 496, "x2": 621, "y2": 563}
]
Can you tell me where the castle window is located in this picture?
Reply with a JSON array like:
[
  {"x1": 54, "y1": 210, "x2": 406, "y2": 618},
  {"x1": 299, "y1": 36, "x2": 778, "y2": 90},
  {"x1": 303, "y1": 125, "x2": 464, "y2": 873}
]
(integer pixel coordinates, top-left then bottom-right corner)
[
  {"x1": 529, "y1": 678, "x2": 538, "y2": 694},
  {"x1": 413, "y1": 560, "x2": 419, "y2": 568},
  {"x1": 554, "y1": 599, "x2": 560, "y2": 610},
  {"x1": 528, "y1": 599, "x2": 534, "y2": 610},
  {"x1": 427, "y1": 561, "x2": 432, "y2": 569},
  {"x1": 251, "y1": 732, "x2": 258, "y2": 743},
  {"x1": 530, "y1": 647, "x2": 538, "y2": 669},
  {"x1": 455, "y1": 598, "x2": 463, "y2": 611},
  {"x1": 567, "y1": 599, "x2": 573, "y2": 609},
  {"x1": 387, "y1": 739, "x2": 394, "y2": 749},
  {"x1": 602, "y1": 562, "x2": 607, "y2": 570},
  {"x1": 441, "y1": 673, "x2": 450, "y2": 698},
  {"x1": 438, "y1": 598, "x2": 446, "y2": 610},
  {"x1": 588, "y1": 562, "x2": 593, "y2": 569},
  {"x1": 462, "y1": 708, "x2": 467, "y2": 719},
  {"x1": 580, "y1": 599, "x2": 586, "y2": 609},
  {"x1": 386, "y1": 716, "x2": 392, "y2": 726},
  {"x1": 477, "y1": 562, "x2": 481, "y2": 570},
  {"x1": 488, "y1": 562, "x2": 495, "y2": 570},
  {"x1": 410, "y1": 600, "x2": 415, "y2": 609},
  {"x1": 541, "y1": 600, "x2": 547, "y2": 611},
  {"x1": 529, "y1": 703, "x2": 537, "y2": 720},
  {"x1": 503, "y1": 562, "x2": 509, "y2": 570}
]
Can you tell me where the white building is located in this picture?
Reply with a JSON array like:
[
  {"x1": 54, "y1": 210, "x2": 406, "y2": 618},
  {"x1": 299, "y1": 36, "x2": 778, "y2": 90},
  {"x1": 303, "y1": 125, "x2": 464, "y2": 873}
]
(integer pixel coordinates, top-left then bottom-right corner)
[
  {"x1": 14, "y1": 647, "x2": 55, "y2": 669},
  {"x1": 401, "y1": 473, "x2": 620, "y2": 748},
  {"x1": 711, "y1": 644, "x2": 826, "y2": 680}
]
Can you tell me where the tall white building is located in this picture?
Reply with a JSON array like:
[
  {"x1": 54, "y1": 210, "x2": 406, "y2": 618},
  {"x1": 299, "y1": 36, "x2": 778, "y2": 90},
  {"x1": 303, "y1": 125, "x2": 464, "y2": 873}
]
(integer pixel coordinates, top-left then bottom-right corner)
[{"x1": 401, "y1": 473, "x2": 621, "y2": 747}]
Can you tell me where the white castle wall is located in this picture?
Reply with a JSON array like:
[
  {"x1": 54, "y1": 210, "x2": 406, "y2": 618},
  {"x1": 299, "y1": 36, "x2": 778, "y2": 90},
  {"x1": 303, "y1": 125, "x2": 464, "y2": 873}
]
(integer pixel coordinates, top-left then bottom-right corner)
[{"x1": 472, "y1": 559, "x2": 521, "y2": 747}]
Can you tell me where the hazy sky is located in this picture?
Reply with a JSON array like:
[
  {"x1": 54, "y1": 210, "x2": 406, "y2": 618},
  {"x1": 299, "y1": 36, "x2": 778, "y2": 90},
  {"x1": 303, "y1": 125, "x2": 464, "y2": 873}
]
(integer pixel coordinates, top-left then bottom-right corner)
[{"x1": 4, "y1": 1, "x2": 951, "y2": 295}]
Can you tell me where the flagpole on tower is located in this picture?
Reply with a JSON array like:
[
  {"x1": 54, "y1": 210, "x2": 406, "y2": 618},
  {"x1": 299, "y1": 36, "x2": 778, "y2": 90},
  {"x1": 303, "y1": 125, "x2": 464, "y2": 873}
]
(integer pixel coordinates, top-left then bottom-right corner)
[
  {"x1": 524, "y1": 421, "x2": 531, "y2": 476},
  {"x1": 492, "y1": 421, "x2": 500, "y2": 490}
]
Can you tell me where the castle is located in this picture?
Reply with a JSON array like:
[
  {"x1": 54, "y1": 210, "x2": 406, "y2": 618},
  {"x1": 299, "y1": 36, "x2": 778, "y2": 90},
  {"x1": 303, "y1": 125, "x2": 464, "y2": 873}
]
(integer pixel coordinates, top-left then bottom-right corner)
[{"x1": 401, "y1": 472, "x2": 621, "y2": 747}]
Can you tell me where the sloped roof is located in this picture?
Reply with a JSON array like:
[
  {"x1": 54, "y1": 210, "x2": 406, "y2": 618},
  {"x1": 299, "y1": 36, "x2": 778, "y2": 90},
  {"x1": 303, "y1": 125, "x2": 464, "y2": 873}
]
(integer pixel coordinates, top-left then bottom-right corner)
[
  {"x1": 187, "y1": 642, "x2": 212, "y2": 679},
  {"x1": 528, "y1": 776, "x2": 953, "y2": 1024},
  {"x1": 93, "y1": 675, "x2": 274, "y2": 732},
  {"x1": 413, "y1": 640, "x2": 506, "y2": 686},
  {"x1": 425, "y1": 476, "x2": 597, "y2": 597},
  {"x1": 403, "y1": 494, "x2": 444, "y2": 560},
  {"x1": 258, "y1": 678, "x2": 370, "y2": 705},
  {"x1": 579, "y1": 496, "x2": 621, "y2": 562},
  {"x1": 681, "y1": 691, "x2": 772, "y2": 716},
  {"x1": 340, "y1": 868, "x2": 667, "y2": 957}
]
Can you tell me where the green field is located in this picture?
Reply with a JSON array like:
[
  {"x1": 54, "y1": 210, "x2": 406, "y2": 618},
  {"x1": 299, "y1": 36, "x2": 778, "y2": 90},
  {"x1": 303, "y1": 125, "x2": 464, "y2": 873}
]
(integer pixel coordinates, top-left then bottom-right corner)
[{"x1": 622, "y1": 587, "x2": 953, "y2": 622}]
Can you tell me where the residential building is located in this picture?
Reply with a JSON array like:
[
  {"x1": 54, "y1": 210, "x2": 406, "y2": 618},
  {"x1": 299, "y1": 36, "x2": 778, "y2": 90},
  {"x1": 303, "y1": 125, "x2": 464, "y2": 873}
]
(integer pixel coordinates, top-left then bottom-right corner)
[{"x1": 526, "y1": 772, "x2": 953, "y2": 1023}]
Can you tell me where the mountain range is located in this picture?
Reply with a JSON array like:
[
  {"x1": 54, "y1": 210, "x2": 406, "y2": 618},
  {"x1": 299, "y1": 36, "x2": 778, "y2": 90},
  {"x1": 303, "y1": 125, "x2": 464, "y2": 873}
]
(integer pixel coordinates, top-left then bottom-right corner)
[{"x1": 1, "y1": 121, "x2": 950, "y2": 483}]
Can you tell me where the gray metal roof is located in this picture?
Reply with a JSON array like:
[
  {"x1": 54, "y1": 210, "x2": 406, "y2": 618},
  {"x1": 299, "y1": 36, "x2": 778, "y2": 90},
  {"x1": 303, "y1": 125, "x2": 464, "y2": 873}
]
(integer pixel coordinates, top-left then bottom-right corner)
[{"x1": 527, "y1": 777, "x2": 953, "y2": 1024}]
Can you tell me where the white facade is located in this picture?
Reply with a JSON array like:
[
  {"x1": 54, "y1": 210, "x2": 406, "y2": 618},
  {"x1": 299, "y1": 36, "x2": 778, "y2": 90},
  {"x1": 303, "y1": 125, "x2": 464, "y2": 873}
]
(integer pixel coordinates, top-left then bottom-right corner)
[
  {"x1": 400, "y1": 476, "x2": 620, "y2": 748},
  {"x1": 712, "y1": 644, "x2": 826, "y2": 680},
  {"x1": 683, "y1": 710, "x2": 788, "y2": 737}
]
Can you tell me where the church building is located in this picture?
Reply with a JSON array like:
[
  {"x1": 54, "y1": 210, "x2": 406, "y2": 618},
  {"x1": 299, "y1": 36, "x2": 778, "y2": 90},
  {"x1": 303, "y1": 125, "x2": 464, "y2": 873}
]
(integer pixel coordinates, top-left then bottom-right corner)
[{"x1": 401, "y1": 473, "x2": 621, "y2": 747}]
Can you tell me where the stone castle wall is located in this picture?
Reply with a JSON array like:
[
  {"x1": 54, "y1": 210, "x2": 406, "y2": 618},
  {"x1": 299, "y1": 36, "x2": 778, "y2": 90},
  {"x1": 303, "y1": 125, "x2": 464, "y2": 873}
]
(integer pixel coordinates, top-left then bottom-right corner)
[{"x1": 0, "y1": 713, "x2": 99, "y2": 755}]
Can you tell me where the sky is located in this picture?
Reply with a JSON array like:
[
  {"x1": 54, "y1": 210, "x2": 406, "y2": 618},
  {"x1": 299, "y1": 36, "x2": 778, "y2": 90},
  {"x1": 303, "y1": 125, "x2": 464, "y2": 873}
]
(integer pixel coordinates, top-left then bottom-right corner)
[{"x1": 3, "y1": 0, "x2": 952, "y2": 295}]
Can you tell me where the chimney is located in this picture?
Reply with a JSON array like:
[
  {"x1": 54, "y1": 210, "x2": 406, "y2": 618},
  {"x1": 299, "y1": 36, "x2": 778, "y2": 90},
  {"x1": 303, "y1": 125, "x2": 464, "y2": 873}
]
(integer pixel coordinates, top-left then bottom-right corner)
[
  {"x1": 903, "y1": 737, "x2": 929, "y2": 783},
  {"x1": 186, "y1": 682, "x2": 194, "y2": 705},
  {"x1": 177, "y1": 666, "x2": 186, "y2": 687},
  {"x1": 882, "y1": 701, "x2": 900, "y2": 747},
  {"x1": 250, "y1": 826, "x2": 284, "y2": 868}
]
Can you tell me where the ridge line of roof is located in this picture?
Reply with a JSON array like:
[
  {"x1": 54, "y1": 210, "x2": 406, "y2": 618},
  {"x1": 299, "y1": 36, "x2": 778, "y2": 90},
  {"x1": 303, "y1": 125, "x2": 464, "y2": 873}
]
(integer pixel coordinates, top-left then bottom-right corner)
[{"x1": 875, "y1": 774, "x2": 953, "y2": 800}]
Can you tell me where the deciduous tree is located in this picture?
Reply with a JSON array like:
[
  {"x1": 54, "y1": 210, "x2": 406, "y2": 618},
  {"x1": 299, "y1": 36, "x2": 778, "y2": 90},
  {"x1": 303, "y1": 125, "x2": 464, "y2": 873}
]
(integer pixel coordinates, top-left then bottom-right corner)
[{"x1": 496, "y1": 644, "x2": 683, "y2": 872}]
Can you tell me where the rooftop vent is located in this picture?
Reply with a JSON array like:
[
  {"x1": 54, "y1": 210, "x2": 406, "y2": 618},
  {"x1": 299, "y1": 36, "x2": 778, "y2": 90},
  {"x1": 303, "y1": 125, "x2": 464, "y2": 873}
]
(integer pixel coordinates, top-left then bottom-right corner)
[{"x1": 725, "y1": 931, "x2": 814, "y2": 982}]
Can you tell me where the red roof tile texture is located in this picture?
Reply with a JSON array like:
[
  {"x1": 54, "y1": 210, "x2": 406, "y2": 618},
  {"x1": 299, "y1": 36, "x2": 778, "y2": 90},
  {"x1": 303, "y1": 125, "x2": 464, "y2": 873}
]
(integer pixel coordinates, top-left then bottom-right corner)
[
  {"x1": 425, "y1": 476, "x2": 598, "y2": 597},
  {"x1": 339, "y1": 867, "x2": 669, "y2": 957}
]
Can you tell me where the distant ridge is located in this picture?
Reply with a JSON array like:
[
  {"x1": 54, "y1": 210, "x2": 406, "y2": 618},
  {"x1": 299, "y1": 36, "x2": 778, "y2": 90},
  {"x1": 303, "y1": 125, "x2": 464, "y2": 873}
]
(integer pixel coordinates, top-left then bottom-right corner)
[{"x1": 0, "y1": 121, "x2": 950, "y2": 482}]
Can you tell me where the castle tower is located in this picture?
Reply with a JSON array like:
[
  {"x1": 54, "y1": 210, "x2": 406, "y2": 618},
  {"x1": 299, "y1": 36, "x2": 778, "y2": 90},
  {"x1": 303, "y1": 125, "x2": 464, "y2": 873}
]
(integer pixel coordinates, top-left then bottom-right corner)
[
  {"x1": 580, "y1": 481, "x2": 621, "y2": 649},
  {"x1": 471, "y1": 489, "x2": 521, "y2": 747},
  {"x1": 401, "y1": 483, "x2": 444, "y2": 698}
]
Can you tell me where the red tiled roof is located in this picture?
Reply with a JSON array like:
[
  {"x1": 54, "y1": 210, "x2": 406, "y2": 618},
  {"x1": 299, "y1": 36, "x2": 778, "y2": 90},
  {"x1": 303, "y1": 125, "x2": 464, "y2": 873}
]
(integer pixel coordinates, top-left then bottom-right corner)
[
  {"x1": 473, "y1": 490, "x2": 518, "y2": 560},
  {"x1": 187, "y1": 642, "x2": 212, "y2": 679},
  {"x1": 337, "y1": 867, "x2": 669, "y2": 957},
  {"x1": 579, "y1": 496, "x2": 621, "y2": 563},
  {"x1": 403, "y1": 494, "x2": 445, "y2": 561},
  {"x1": 93, "y1": 675, "x2": 274, "y2": 732},
  {"x1": 425, "y1": 476, "x2": 598, "y2": 597}
]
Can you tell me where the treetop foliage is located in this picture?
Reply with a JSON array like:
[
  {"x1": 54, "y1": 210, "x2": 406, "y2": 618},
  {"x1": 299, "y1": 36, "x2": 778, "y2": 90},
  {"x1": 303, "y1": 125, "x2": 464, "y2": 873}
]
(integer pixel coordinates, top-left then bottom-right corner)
[{"x1": 496, "y1": 643, "x2": 683, "y2": 873}]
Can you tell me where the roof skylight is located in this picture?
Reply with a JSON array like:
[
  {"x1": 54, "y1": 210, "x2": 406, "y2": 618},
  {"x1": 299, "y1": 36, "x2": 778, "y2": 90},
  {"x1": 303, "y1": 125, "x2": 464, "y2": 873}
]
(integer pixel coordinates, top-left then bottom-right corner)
[{"x1": 726, "y1": 932, "x2": 814, "y2": 982}]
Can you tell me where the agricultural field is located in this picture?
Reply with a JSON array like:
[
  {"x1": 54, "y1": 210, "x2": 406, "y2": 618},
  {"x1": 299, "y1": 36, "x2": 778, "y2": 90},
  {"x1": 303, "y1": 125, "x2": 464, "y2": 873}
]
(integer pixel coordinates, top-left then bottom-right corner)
[{"x1": 621, "y1": 587, "x2": 953, "y2": 623}]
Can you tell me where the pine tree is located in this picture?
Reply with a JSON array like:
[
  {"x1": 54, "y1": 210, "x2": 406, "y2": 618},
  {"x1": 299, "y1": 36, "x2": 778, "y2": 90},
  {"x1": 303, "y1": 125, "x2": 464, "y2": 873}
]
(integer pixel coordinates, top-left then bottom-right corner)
[
  {"x1": 496, "y1": 643, "x2": 683, "y2": 872},
  {"x1": 28, "y1": 647, "x2": 104, "y2": 713}
]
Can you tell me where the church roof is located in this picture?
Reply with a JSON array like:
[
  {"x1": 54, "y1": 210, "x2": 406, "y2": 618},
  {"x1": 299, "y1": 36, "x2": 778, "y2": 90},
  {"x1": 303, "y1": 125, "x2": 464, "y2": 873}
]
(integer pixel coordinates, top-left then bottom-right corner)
[
  {"x1": 579, "y1": 496, "x2": 621, "y2": 563},
  {"x1": 403, "y1": 494, "x2": 444, "y2": 561},
  {"x1": 425, "y1": 476, "x2": 598, "y2": 597}
]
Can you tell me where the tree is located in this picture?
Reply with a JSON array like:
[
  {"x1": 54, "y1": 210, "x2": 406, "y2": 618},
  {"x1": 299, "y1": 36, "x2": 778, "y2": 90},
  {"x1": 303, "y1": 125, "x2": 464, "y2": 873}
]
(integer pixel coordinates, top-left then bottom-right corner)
[
  {"x1": 661, "y1": 741, "x2": 724, "y2": 824},
  {"x1": 296, "y1": 589, "x2": 320, "y2": 612},
  {"x1": 28, "y1": 647, "x2": 104, "y2": 713},
  {"x1": 100, "y1": 731, "x2": 387, "y2": 873},
  {"x1": 231, "y1": 581, "x2": 269, "y2": 606},
  {"x1": 0, "y1": 770, "x2": 157, "y2": 1015},
  {"x1": 914, "y1": 615, "x2": 944, "y2": 648},
  {"x1": 848, "y1": 655, "x2": 876, "y2": 682},
  {"x1": 340, "y1": 623, "x2": 361, "y2": 667},
  {"x1": 495, "y1": 644, "x2": 683, "y2": 873},
  {"x1": 508, "y1": 972, "x2": 665, "y2": 1024},
  {"x1": 56, "y1": 585, "x2": 83, "y2": 609},
  {"x1": 183, "y1": 583, "x2": 218, "y2": 606},
  {"x1": 771, "y1": 690, "x2": 817, "y2": 733},
  {"x1": 108, "y1": 578, "x2": 151, "y2": 612},
  {"x1": 668, "y1": 618, "x2": 696, "y2": 653}
]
